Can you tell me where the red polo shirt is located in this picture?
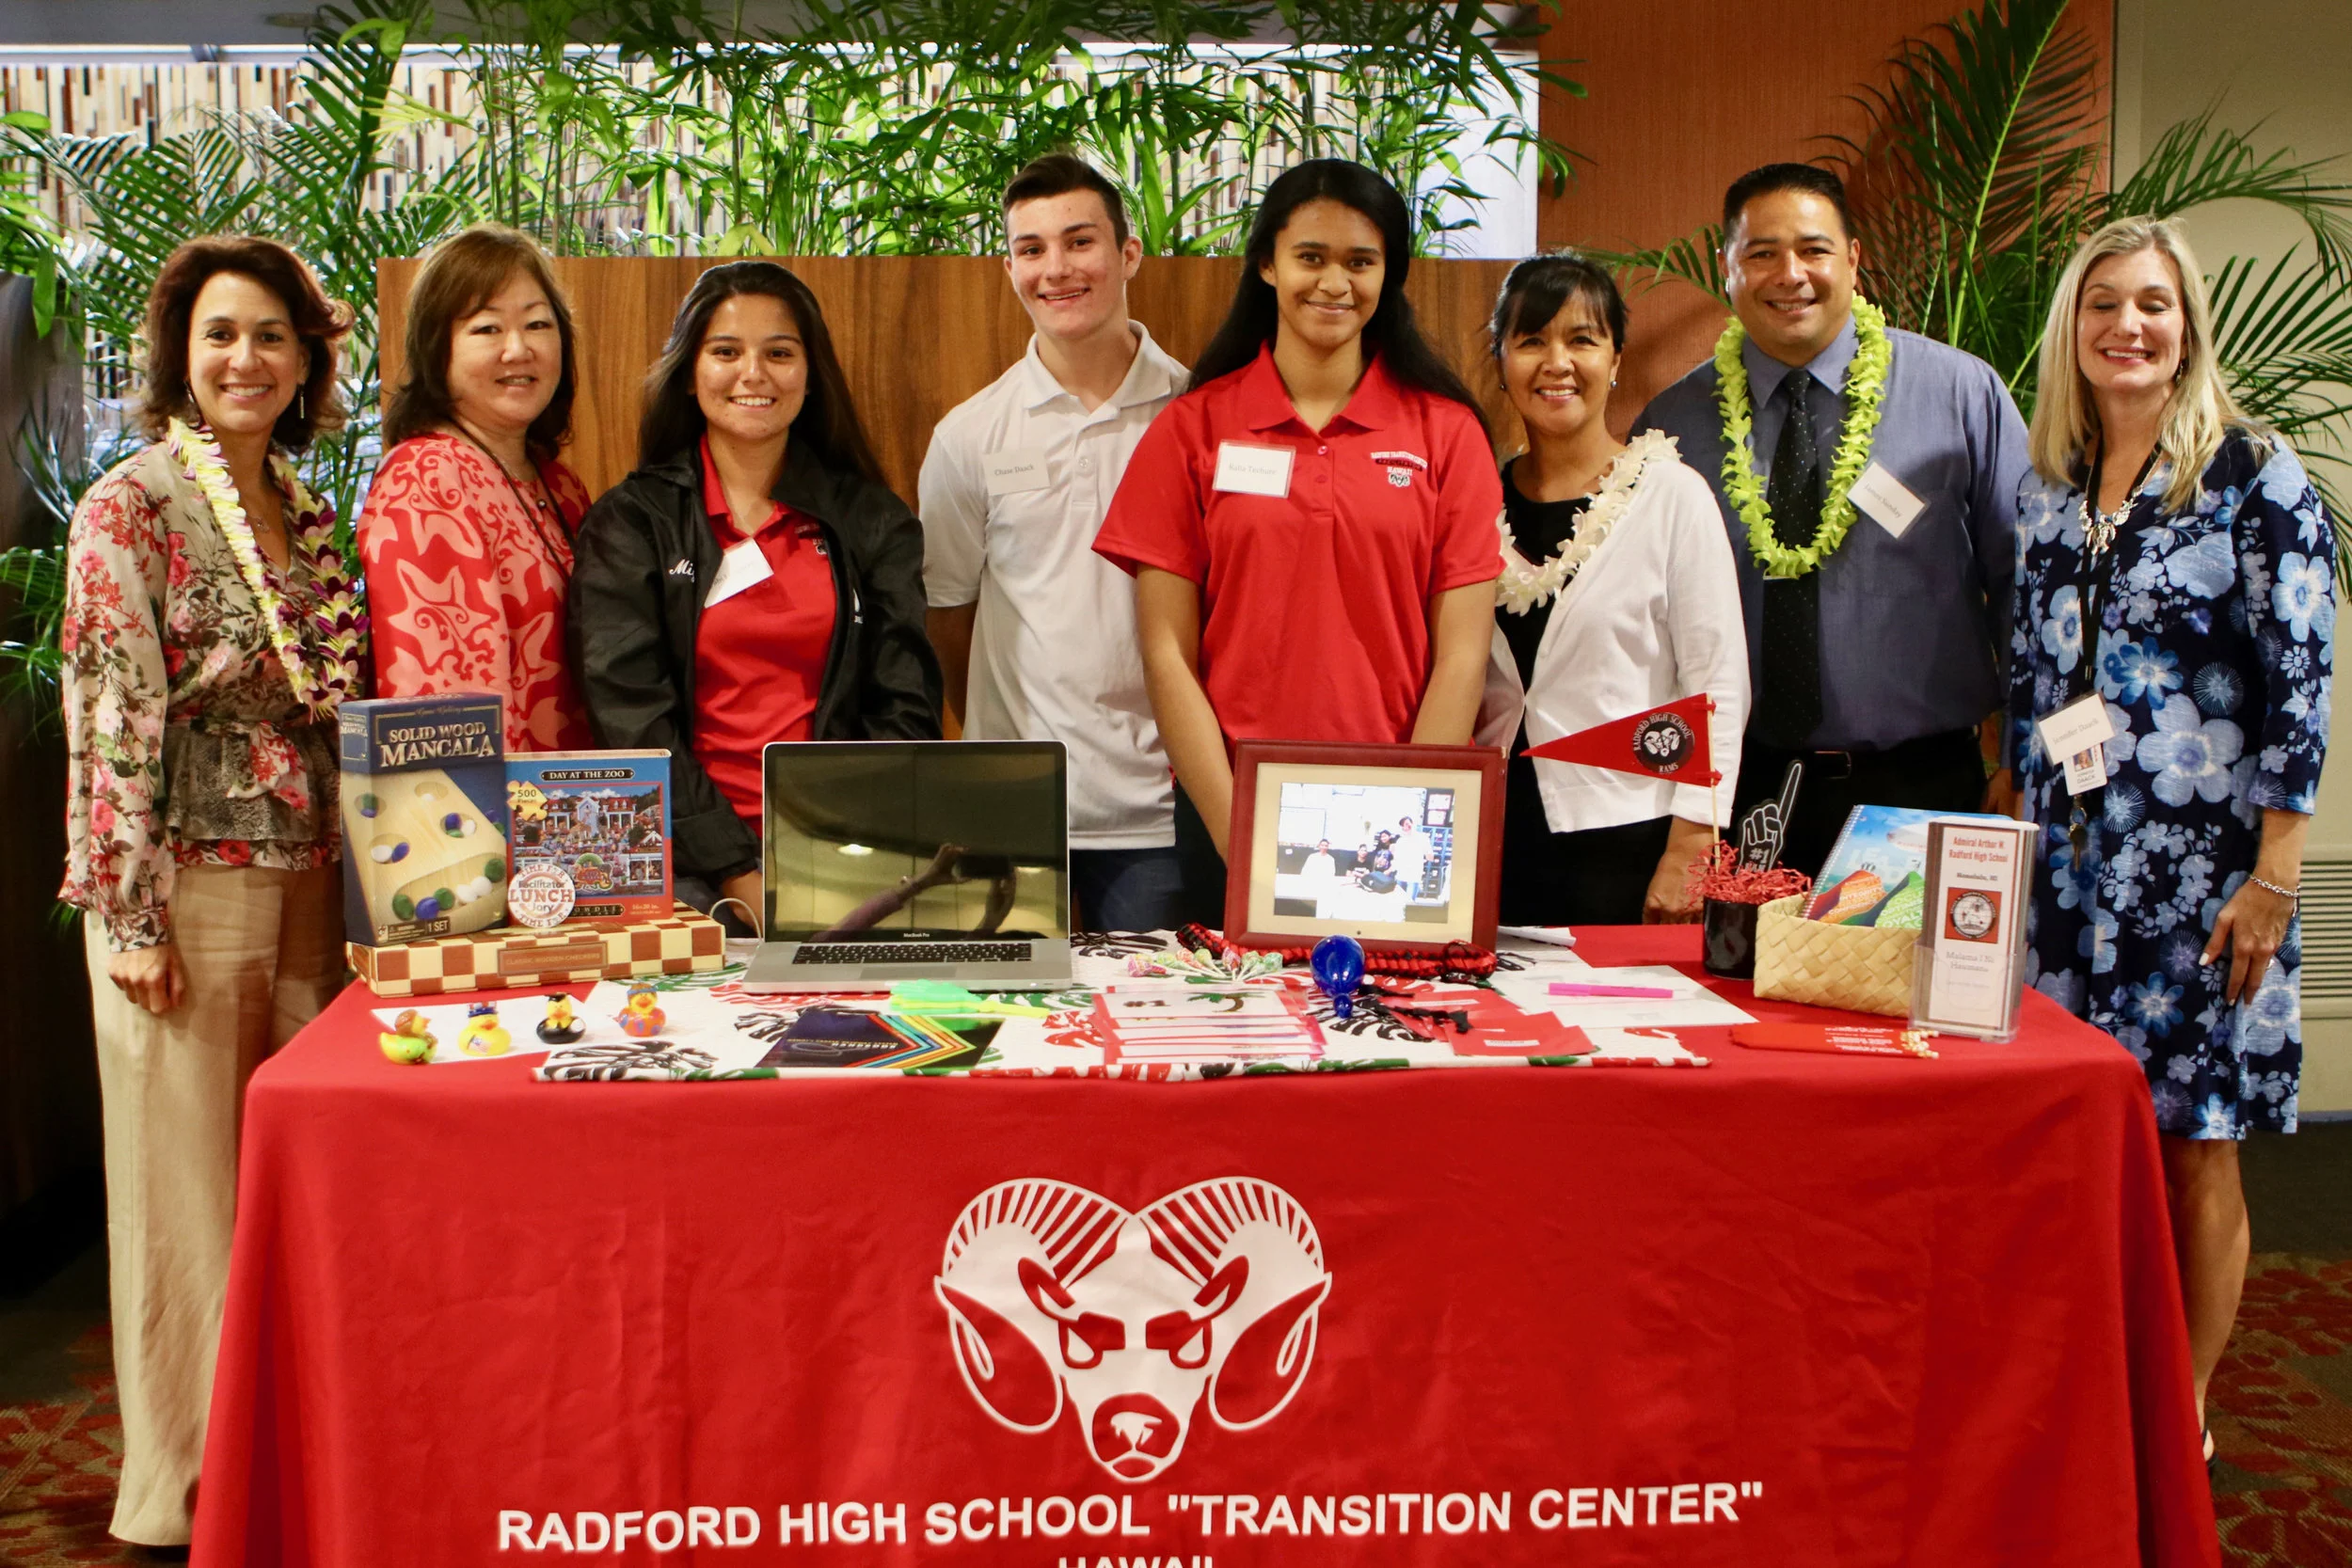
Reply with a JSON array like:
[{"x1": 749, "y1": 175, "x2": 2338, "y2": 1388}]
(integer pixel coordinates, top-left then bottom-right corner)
[
  {"x1": 1093, "y1": 345, "x2": 1502, "y2": 750},
  {"x1": 693, "y1": 439, "x2": 838, "y2": 829}
]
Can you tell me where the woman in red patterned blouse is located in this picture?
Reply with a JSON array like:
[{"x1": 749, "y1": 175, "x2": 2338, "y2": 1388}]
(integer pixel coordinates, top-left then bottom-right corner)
[{"x1": 360, "y1": 224, "x2": 594, "y2": 751}]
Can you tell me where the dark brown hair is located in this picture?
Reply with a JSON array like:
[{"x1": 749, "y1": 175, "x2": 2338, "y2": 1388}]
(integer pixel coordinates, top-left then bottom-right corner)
[
  {"x1": 137, "y1": 235, "x2": 351, "y2": 450},
  {"x1": 382, "y1": 224, "x2": 578, "y2": 462},
  {"x1": 1003, "y1": 152, "x2": 1130, "y2": 247},
  {"x1": 637, "y1": 261, "x2": 883, "y2": 484}
]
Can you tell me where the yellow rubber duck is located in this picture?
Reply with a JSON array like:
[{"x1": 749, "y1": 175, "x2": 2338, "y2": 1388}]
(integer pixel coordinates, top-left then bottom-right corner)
[
  {"x1": 378, "y1": 1008, "x2": 436, "y2": 1065},
  {"x1": 456, "y1": 1000, "x2": 511, "y2": 1057}
]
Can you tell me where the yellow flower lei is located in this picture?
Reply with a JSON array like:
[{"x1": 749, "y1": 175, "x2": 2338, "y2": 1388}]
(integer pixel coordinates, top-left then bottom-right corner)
[
  {"x1": 168, "y1": 418, "x2": 367, "y2": 721},
  {"x1": 1713, "y1": 295, "x2": 1893, "y2": 579}
]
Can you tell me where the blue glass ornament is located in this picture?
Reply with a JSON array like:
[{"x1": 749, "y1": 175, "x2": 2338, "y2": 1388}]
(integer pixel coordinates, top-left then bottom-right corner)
[{"x1": 1310, "y1": 934, "x2": 1366, "y2": 1019}]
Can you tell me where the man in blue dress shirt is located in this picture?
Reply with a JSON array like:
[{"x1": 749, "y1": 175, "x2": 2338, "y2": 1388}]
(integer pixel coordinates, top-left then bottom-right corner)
[{"x1": 1636, "y1": 164, "x2": 2029, "y2": 876}]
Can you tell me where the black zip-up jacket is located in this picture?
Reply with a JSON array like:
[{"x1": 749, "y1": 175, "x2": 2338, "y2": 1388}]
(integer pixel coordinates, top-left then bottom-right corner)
[{"x1": 567, "y1": 443, "x2": 942, "y2": 882}]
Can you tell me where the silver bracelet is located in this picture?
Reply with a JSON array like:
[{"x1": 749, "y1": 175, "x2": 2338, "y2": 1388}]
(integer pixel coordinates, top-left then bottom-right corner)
[{"x1": 2248, "y1": 873, "x2": 2298, "y2": 903}]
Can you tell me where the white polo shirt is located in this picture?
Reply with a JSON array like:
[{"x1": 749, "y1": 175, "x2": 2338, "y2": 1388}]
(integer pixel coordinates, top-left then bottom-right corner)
[{"x1": 919, "y1": 322, "x2": 1188, "y2": 849}]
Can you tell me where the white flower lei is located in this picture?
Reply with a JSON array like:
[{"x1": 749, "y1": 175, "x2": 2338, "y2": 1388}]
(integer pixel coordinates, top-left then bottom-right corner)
[
  {"x1": 167, "y1": 418, "x2": 366, "y2": 721},
  {"x1": 1494, "y1": 429, "x2": 1678, "y2": 615}
]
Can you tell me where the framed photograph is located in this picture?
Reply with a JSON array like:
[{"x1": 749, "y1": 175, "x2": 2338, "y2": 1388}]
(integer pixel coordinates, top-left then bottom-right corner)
[{"x1": 1226, "y1": 740, "x2": 1505, "y2": 954}]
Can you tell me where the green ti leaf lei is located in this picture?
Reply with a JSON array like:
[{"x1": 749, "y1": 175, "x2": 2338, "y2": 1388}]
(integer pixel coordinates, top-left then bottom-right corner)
[{"x1": 1712, "y1": 296, "x2": 1893, "y2": 579}]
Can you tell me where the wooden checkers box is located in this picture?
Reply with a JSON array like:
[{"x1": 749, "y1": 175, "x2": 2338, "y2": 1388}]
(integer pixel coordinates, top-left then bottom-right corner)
[{"x1": 350, "y1": 902, "x2": 726, "y2": 998}]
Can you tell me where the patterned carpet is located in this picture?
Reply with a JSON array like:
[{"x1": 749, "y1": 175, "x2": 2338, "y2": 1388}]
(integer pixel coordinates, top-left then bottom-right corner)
[
  {"x1": 0, "y1": 1254, "x2": 2344, "y2": 1564},
  {"x1": 2210, "y1": 1254, "x2": 2352, "y2": 1565},
  {"x1": 0, "y1": 1323, "x2": 125, "y2": 1566}
]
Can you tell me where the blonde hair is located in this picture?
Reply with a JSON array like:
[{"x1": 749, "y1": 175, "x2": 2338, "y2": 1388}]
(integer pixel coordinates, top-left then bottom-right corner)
[{"x1": 2029, "y1": 215, "x2": 2263, "y2": 512}]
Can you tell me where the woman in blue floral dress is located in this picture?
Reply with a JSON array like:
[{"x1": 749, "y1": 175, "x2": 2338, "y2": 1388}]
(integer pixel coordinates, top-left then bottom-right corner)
[{"x1": 2011, "y1": 217, "x2": 2331, "y2": 1459}]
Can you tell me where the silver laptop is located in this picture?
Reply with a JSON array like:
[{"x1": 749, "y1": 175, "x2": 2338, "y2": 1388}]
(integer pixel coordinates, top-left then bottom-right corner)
[{"x1": 741, "y1": 739, "x2": 1073, "y2": 991}]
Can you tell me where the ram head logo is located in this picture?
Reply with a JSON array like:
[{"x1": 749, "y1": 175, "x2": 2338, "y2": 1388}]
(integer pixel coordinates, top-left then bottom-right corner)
[{"x1": 934, "y1": 1178, "x2": 1330, "y2": 1482}]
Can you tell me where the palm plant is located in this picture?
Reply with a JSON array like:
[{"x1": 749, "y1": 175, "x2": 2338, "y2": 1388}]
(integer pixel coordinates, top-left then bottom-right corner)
[
  {"x1": 0, "y1": 408, "x2": 132, "y2": 712},
  {"x1": 233, "y1": 2, "x2": 474, "y2": 521},
  {"x1": 0, "y1": 111, "x2": 64, "y2": 336},
  {"x1": 1617, "y1": 0, "x2": 2352, "y2": 544}
]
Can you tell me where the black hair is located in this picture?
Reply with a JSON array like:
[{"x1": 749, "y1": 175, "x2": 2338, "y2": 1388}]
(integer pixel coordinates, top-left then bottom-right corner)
[
  {"x1": 1488, "y1": 251, "x2": 1629, "y2": 357},
  {"x1": 1187, "y1": 159, "x2": 1490, "y2": 440},
  {"x1": 1002, "y1": 152, "x2": 1131, "y2": 248},
  {"x1": 1721, "y1": 163, "x2": 1855, "y2": 244},
  {"x1": 638, "y1": 261, "x2": 882, "y2": 483}
]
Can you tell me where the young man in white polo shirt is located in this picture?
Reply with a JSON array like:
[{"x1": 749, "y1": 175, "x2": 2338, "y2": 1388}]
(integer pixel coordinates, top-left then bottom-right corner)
[{"x1": 919, "y1": 154, "x2": 1189, "y2": 931}]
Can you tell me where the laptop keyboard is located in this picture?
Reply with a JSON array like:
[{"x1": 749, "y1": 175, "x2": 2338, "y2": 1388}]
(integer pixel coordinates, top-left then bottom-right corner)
[{"x1": 791, "y1": 942, "x2": 1035, "y2": 966}]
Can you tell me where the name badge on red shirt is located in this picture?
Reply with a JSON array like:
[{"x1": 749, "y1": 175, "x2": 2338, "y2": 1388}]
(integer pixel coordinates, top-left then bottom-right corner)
[
  {"x1": 705, "y1": 537, "x2": 774, "y2": 608},
  {"x1": 1213, "y1": 441, "x2": 1295, "y2": 499}
]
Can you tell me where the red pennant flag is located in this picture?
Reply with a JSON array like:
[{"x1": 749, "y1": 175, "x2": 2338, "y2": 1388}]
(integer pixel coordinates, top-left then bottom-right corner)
[{"x1": 1522, "y1": 695, "x2": 1720, "y2": 785}]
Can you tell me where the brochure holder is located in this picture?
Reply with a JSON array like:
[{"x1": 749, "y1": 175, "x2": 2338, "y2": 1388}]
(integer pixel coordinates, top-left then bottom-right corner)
[{"x1": 1909, "y1": 817, "x2": 2035, "y2": 1041}]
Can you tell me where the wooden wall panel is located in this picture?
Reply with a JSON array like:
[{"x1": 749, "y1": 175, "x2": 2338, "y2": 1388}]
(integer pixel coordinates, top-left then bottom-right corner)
[{"x1": 381, "y1": 256, "x2": 1522, "y2": 504}]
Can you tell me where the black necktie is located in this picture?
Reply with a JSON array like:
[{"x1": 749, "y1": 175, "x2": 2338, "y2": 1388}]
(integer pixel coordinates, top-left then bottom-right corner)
[{"x1": 1753, "y1": 371, "x2": 1825, "y2": 748}]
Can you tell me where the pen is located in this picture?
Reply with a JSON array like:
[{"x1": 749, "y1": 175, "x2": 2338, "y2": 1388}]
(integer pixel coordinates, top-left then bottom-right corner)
[
  {"x1": 1548, "y1": 982, "x2": 1677, "y2": 999},
  {"x1": 1498, "y1": 925, "x2": 1579, "y2": 948}
]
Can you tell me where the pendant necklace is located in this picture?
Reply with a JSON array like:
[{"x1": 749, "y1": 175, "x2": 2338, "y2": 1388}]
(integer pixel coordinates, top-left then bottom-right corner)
[{"x1": 451, "y1": 425, "x2": 567, "y2": 557}]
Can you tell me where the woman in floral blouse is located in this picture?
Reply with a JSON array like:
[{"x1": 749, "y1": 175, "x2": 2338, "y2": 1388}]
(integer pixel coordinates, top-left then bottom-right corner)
[
  {"x1": 360, "y1": 223, "x2": 593, "y2": 751},
  {"x1": 2011, "y1": 216, "x2": 2332, "y2": 1465},
  {"x1": 59, "y1": 235, "x2": 361, "y2": 1547}
]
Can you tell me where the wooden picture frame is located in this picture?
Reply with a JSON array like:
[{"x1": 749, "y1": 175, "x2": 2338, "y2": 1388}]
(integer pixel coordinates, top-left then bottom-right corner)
[{"x1": 1226, "y1": 740, "x2": 1506, "y2": 954}]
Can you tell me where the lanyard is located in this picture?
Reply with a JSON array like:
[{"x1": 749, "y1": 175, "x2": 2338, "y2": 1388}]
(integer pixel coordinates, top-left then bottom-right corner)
[
  {"x1": 2060, "y1": 441, "x2": 2160, "y2": 708},
  {"x1": 2059, "y1": 441, "x2": 2159, "y2": 854}
]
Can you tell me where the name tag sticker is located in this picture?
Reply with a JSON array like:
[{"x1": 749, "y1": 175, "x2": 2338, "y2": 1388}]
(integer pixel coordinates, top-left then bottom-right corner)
[
  {"x1": 2036, "y1": 693, "x2": 2116, "y2": 762},
  {"x1": 704, "y1": 537, "x2": 773, "y2": 608},
  {"x1": 983, "y1": 447, "x2": 1050, "y2": 499},
  {"x1": 1213, "y1": 442, "x2": 1295, "y2": 499},
  {"x1": 1850, "y1": 462, "x2": 1927, "y2": 538}
]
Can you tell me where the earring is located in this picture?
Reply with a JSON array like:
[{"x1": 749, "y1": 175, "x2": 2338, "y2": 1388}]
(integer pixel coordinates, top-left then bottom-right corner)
[
  {"x1": 299, "y1": 388, "x2": 307, "y2": 420},
  {"x1": 1611, "y1": 377, "x2": 1619, "y2": 388}
]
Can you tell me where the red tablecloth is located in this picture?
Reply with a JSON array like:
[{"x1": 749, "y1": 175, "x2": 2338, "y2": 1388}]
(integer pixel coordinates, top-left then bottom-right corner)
[{"x1": 193, "y1": 927, "x2": 2217, "y2": 1567}]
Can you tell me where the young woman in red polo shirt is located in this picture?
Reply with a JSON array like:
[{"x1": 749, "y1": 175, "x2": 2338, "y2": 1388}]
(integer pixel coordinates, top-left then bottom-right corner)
[
  {"x1": 569, "y1": 262, "x2": 940, "y2": 929},
  {"x1": 1094, "y1": 160, "x2": 1502, "y2": 924}
]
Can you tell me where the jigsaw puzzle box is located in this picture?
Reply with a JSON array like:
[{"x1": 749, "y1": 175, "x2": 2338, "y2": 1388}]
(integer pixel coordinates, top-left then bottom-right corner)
[
  {"x1": 339, "y1": 693, "x2": 511, "y2": 946},
  {"x1": 506, "y1": 750, "x2": 673, "y2": 922}
]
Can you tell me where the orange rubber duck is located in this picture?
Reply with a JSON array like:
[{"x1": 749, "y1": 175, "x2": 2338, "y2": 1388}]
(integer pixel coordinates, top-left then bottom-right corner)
[{"x1": 617, "y1": 983, "x2": 666, "y2": 1038}]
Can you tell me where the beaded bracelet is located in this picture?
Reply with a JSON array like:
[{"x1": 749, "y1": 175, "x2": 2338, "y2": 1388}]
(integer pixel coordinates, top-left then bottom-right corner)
[
  {"x1": 2247, "y1": 873, "x2": 2299, "y2": 904},
  {"x1": 1172, "y1": 923, "x2": 1499, "y2": 982}
]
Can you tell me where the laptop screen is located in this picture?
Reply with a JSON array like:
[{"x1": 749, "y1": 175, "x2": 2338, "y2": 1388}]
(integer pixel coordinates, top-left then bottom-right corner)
[{"x1": 761, "y1": 740, "x2": 1069, "y2": 942}]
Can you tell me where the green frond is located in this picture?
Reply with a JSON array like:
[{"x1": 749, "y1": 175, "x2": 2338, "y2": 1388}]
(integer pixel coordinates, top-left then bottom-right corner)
[
  {"x1": 2109, "y1": 110, "x2": 2352, "y2": 273},
  {"x1": 1598, "y1": 228, "x2": 1727, "y2": 303},
  {"x1": 1823, "y1": 0, "x2": 2102, "y2": 350}
]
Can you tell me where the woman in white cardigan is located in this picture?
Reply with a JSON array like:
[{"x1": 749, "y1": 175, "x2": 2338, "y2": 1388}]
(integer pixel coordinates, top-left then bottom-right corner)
[{"x1": 1478, "y1": 254, "x2": 1748, "y2": 925}]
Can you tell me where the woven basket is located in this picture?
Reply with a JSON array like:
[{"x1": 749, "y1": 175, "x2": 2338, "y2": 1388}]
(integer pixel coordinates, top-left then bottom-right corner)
[{"x1": 1751, "y1": 895, "x2": 1916, "y2": 1018}]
